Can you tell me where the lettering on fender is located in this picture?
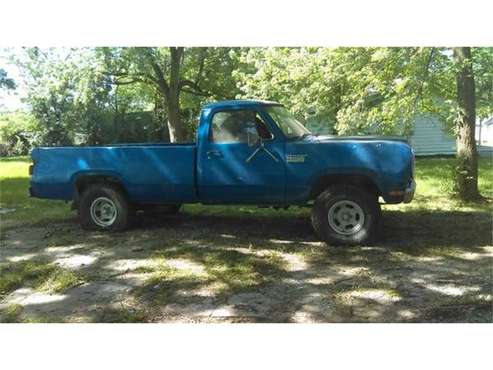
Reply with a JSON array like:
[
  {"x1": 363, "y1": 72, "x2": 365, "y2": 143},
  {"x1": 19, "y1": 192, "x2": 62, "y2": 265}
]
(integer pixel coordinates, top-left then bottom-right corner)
[{"x1": 286, "y1": 154, "x2": 308, "y2": 163}]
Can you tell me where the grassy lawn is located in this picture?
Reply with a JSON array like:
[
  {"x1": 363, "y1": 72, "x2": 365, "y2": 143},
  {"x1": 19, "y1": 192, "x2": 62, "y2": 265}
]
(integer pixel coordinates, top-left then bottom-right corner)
[
  {"x1": 0, "y1": 157, "x2": 73, "y2": 230},
  {"x1": 0, "y1": 260, "x2": 85, "y2": 297},
  {"x1": 391, "y1": 156, "x2": 493, "y2": 213},
  {"x1": 0, "y1": 154, "x2": 492, "y2": 323}
]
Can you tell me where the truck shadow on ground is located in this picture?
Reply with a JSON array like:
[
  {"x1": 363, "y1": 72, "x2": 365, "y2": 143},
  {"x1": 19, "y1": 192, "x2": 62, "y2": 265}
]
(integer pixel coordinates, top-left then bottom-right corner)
[
  {"x1": 1, "y1": 208, "x2": 491, "y2": 323},
  {"x1": 133, "y1": 207, "x2": 492, "y2": 249}
]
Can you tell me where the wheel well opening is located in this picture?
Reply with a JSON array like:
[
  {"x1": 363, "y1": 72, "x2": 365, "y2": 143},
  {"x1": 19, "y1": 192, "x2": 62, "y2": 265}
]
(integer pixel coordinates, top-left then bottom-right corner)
[
  {"x1": 73, "y1": 175, "x2": 128, "y2": 207},
  {"x1": 310, "y1": 174, "x2": 381, "y2": 200}
]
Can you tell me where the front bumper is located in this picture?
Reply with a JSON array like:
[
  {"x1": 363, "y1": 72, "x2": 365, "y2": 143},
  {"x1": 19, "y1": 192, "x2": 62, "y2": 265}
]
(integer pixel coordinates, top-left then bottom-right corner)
[{"x1": 403, "y1": 179, "x2": 416, "y2": 203}]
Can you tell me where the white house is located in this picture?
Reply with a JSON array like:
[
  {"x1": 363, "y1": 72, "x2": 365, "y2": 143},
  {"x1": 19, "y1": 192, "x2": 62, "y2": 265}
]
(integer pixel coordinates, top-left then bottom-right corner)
[
  {"x1": 476, "y1": 116, "x2": 493, "y2": 149},
  {"x1": 408, "y1": 115, "x2": 493, "y2": 156},
  {"x1": 306, "y1": 114, "x2": 493, "y2": 156},
  {"x1": 408, "y1": 116, "x2": 456, "y2": 155}
]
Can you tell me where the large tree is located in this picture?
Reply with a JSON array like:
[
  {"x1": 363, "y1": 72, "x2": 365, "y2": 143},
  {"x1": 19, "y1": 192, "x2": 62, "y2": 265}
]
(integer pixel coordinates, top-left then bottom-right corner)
[
  {"x1": 453, "y1": 47, "x2": 480, "y2": 200},
  {"x1": 102, "y1": 47, "x2": 241, "y2": 142}
]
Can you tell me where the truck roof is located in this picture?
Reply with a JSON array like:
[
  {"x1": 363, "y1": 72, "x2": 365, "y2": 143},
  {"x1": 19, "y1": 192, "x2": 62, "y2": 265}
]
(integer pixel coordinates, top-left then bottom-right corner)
[{"x1": 203, "y1": 99, "x2": 281, "y2": 110}]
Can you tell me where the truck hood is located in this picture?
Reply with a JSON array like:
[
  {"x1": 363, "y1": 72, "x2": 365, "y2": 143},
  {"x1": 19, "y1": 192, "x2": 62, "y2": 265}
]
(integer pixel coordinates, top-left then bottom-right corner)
[
  {"x1": 314, "y1": 135, "x2": 409, "y2": 144},
  {"x1": 286, "y1": 133, "x2": 415, "y2": 199}
]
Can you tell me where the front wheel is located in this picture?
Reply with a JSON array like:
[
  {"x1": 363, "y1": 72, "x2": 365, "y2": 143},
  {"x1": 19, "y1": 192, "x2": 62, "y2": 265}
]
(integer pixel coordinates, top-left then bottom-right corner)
[
  {"x1": 311, "y1": 185, "x2": 381, "y2": 246},
  {"x1": 79, "y1": 184, "x2": 130, "y2": 231}
]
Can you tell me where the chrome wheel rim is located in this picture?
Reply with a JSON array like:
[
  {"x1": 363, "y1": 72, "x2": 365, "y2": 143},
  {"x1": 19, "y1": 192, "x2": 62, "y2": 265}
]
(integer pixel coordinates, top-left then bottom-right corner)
[
  {"x1": 327, "y1": 200, "x2": 365, "y2": 235},
  {"x1": 90, "y1": 197, "x2": 117, "y2": 227}
]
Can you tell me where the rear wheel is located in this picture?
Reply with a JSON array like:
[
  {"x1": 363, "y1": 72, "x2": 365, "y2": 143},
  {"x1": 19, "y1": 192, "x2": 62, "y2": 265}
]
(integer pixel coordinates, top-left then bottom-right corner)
[
  {"x1": 79, "y1": 184, "x2": 130, "y2": 231},
  {"x1": 311, "y1": 185, "x2": 380, "y2": 246}
]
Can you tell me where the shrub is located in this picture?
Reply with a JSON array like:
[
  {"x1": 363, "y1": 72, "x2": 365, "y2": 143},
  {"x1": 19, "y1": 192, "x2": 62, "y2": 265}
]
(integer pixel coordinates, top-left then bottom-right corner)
[{"x1": 0, "y1": 111, "x2": 41, "y2": 156}]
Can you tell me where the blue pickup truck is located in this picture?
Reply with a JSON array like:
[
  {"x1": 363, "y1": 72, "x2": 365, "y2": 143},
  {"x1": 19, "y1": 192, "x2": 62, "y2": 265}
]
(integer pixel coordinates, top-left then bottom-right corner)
[{"x1": 30, "y1": 100, "x2": 415, "y2": 245}]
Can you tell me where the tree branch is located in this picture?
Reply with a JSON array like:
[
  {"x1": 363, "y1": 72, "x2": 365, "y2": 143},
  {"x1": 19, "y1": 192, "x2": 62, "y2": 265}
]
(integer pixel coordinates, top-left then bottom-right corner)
[
  {"x1": 181, "y1": 87, "x2": 210, "y2": 97},
  {"x1": 179, "y1": 79, "x2": 202, "y2": 91},
  {"x1": 180, "y1": 80, "x2": 230, "y2": 100},
  {"x1": 141, "y1": 48, "x2": 170, "y2": 98},
  {"x1": 113, "y1": 78, "x2": 146, "y2": 85},
  {"x1": 149, "y1": 60, "x2": 169, "y2": 97},
  {"x1": 195, "y1": 48, "x2": 208, "y2": 86},
  {"x1": 179, "y1": 78, "x2": 215, "y2": 98},
  {"x1": 411, "y1": 47, "x2": 436, "y2": 114},
  {"x1": 169, "y1": 47, "x2": 184, "y2": 98},
  {"x1": 104, "y1": 69, "x2": 158, "y2": 86}
]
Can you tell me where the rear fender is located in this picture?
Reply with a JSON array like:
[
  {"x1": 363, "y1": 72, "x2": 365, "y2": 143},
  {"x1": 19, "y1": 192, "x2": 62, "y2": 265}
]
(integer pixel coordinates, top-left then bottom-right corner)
[{"x1": 71, "y1": 170, "x2": 128, "y2": 208}]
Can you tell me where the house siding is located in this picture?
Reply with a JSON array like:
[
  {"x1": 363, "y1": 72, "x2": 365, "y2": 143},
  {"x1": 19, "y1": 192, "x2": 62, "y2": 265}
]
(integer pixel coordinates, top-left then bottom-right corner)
[
  {"x1": 477, "y1": 118, "x2": 493, "y2": 155},
  {"x1": 409, "y1": 116, "x2": 456, "y2": 156},
  {"x1": 304, "y1": 113, "x2": 492, "y2": 156}
]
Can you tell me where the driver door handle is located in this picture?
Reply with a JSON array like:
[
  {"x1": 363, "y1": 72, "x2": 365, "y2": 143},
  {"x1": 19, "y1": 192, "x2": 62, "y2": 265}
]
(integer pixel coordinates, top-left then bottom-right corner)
[{"x1": 207, "y1": 150, "x2": 223, "y2": 159}]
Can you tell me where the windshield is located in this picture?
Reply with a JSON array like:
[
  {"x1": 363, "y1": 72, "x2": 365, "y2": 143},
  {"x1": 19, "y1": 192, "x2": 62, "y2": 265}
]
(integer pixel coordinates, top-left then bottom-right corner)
[{"x1": 266, "y1": 106, "x2": 311, "y2": 139}]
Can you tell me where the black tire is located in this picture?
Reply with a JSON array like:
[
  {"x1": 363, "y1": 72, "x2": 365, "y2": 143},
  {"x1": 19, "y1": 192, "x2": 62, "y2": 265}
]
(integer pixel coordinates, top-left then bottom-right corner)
[
  {"x1": 311, "y1": 185, "x2": 381, "y2": 246},
  {"x1": 79, "y1": 184, "x2": 130, "y2": 231}
]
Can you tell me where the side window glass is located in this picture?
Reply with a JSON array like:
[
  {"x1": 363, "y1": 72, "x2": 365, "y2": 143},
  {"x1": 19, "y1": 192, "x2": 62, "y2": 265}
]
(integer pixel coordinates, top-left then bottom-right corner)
[{"x1": 210, "y1": 110, "x2": 272, "y2": 143}]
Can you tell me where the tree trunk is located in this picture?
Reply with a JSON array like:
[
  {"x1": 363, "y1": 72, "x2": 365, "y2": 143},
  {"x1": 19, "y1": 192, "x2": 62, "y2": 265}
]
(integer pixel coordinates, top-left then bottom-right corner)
[
  {"x1": 453, "y1": 47, "x2": 481, "y2": 201},
  {"x1": 153, "y1": 93, "x2": 169, "y2": 142},
  {"x1": 166, "y1": 47, "x2": 188, "y2": 143},
  {"x1": 113, "y1": 85, "x2": 120, "y2": 143},
  {"x1": 167, "y1": 96, "x2": 187, "y2": 142}
]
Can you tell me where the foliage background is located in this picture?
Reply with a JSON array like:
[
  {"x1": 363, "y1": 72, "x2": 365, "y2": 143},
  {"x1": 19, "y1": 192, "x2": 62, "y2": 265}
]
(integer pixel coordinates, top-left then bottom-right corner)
[{"x1": 0, "y1": 47, "x2": 492, "y2": 155}]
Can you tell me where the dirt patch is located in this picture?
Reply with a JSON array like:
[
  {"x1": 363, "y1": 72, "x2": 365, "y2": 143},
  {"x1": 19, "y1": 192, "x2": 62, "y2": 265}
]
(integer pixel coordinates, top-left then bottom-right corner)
[{"x1": 1, "y1": 210, "x2": 492, "y2": 323}]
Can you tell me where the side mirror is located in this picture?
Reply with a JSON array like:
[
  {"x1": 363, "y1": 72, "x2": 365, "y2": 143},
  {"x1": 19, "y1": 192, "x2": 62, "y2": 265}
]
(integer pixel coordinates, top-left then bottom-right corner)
[{"x1": 247, "y1": 127, "x2": 260, "y2": 147}]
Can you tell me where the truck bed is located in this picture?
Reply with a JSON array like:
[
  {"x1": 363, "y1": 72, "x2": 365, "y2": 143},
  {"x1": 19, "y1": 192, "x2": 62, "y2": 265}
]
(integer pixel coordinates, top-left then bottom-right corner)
[{"x1": 30, "y1": 144, "x2": 198, "y2": 203}]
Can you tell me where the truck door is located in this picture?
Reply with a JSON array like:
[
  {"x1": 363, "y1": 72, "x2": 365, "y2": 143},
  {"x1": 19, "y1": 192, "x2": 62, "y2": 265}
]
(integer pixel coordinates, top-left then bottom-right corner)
[{"x1": 197, "y1": 108, "x2": 285, "y2": 204}]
